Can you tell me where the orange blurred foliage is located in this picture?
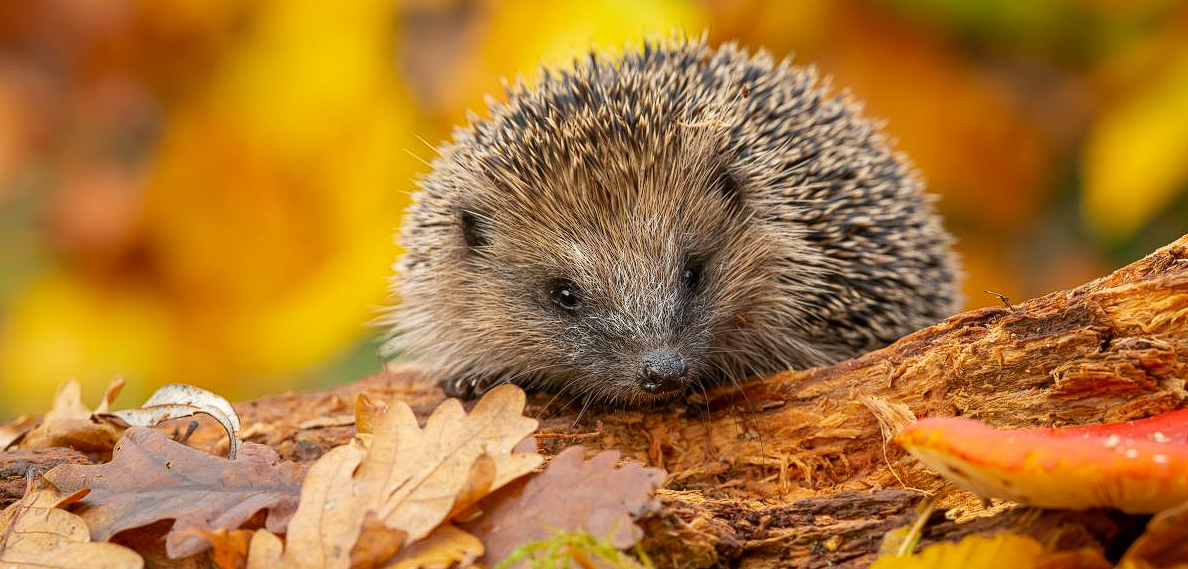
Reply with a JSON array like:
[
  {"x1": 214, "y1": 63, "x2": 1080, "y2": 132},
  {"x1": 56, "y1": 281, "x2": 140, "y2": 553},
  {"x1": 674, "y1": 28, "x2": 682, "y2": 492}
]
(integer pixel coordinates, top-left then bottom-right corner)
[{"x1": 1, "y1": 0, "x2": 1186, "y2": 416}]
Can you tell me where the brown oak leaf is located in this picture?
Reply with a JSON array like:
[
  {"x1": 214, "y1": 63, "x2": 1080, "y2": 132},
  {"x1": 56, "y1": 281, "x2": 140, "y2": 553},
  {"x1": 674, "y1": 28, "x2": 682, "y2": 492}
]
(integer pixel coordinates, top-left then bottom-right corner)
[
  {"x1": 462, "y1": 445, "x2": 666, "y2": 567},
  {"x1": 248, "y1": 384, "x2": 541, "y2": 569},
  {"x1": 43, "y1": 427, "x2": 301, "y2": 559},
  {"x1": 358, "y1": 383, "x2": 542, "y2": 541},
  {"x1": 0, "y1": 489, "x2": 143, "y2": 569}
]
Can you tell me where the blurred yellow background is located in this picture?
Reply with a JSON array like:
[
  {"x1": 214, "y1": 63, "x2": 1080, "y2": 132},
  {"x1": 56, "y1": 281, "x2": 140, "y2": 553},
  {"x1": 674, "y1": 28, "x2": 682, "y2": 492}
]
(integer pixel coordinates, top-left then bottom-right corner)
[{"x1": 2, "y1": 0, "x2": 1186, "y2": 418}]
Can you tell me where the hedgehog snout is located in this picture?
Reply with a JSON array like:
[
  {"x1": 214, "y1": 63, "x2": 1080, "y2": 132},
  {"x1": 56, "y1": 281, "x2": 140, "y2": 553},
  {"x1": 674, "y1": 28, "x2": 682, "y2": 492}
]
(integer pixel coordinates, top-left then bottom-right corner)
[{"x1": 636, "y1": 349, "x2": 687, "y2": 394}]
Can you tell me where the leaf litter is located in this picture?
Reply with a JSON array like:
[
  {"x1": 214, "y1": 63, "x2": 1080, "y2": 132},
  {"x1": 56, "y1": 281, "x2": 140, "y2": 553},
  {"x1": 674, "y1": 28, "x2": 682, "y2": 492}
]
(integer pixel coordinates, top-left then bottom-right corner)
[
  {"x1": 0, "y1": 485, "x2": 143, "y2": 569},
  {"x1": 3, "y1": 380, "x2": 669, "y2": 568},
  {"x1": 43, "y1": 427, "x2": 301, "y2": 558}
]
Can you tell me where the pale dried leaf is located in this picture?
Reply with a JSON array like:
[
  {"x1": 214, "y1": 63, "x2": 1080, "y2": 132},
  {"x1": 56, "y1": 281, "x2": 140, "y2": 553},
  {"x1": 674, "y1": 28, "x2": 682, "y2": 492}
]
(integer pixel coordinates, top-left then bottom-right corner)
[
  {"x1": 382, "y1": 524, "x2": 482, "y2": 569},
  {"x1": 245, "y1": 529, "x2": 284, "y2": 569},
  {"x1": 278, "y1": 444, "x2": 368, "y2": 569},
  {"x1": 869, "y1": 533, "x2": 1110, "y2": 569},
  {"x1": 0, "y1": 416, "x2": 37, "y2": 451},
  {"x1": 100, "y1": 383, "x2": 242, "y2": 458},
  {"x1": 268, "y1": 385, "x2": 540, "y2": 569},
  {"x1": 350, "y1": 513, "x2": 407, "y2": 569},
  {"x1": 0, "y1": 495, "x2": 143, "y2": 569},
  {"x1": 44, "y1": 427, "x2": 300, "y2": 559},
  {"x1": 362, "y1": 384, "x2": 541, "y2": 543},
  {"x1": 463, "y1": 445, "x2": 665, "y2": 567},
  {"x1": 447, "y1": 454, "x2": 496, "y2": 520},
  {"x1": 297, "y1": 415, "x2": 355, "y2": 430},
  {"x1": 93, "y1": 376, "x2": 126, "y2": 414},
  {"x1": 21, "y1": 379, "x2": 125, "y2": 452}
]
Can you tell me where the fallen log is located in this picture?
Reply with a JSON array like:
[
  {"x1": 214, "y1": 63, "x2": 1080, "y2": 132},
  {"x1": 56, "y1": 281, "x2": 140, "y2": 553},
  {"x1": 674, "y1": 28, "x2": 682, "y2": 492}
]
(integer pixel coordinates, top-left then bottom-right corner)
[
  {"x1": 232, "y1": 234, "x2": 1186, "y2": 567},
  {"x1": 4, "y1": 235, "x2": 1185, "y2": 567}
]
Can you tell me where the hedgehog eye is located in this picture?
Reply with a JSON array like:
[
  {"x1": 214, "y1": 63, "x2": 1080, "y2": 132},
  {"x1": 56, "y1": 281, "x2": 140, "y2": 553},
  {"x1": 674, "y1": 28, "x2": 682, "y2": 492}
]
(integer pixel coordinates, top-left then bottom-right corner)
[
  {"x1": 550, "y1": 280, "x2": 582, "y2": 311},
  {"x1": 682, "y1": 262, "x2": 702, "y2": 290}
]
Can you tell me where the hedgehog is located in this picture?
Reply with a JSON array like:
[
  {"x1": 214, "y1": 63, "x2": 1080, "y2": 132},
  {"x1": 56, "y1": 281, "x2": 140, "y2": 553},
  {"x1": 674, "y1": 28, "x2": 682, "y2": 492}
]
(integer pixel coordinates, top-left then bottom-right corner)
[{"x1": 384, "y1": 37, "x2": 961, "y2": 406}]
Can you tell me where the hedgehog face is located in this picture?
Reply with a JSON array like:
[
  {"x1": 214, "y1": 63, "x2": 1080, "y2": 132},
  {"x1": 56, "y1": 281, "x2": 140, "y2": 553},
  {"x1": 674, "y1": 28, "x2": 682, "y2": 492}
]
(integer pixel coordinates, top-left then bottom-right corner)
[
  {"x1": 403, "y1": 115, "x2": 825, "y2": 406},
  {"x1": 390, "y1": 87, "x2": 824, "y2": 404},
  {"x1": 456, "y1": 168, "x2": 769, "y2": 404}
]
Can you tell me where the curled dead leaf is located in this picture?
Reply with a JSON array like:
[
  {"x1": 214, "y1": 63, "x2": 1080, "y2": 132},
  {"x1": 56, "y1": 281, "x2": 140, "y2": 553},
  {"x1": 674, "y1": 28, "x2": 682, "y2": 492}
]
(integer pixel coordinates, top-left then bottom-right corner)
[{"x1": 99, "y1": 383, "x2": 243, "y2": 459}]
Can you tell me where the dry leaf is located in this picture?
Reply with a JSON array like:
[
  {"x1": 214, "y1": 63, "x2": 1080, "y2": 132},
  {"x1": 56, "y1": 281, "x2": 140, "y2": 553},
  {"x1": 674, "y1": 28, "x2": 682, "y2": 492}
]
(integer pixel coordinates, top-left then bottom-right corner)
[
  {"x1": 896, "y1": 409, "x2": 1188, "y2": 513},
  {"x1": 296, "y1": 415, "x2": 355, "y2": 430},
  {"x1": 245, "y1": 529, "x2": 285, "y2": 569},
  {"x1": 0, "y1": 489, "x2": 143, "y2": 569},
  {"x1": 463, "y1": 445, "x2": 666, "y2": 567},
  {"x1": 189, "y1": 527, "x2": 253, "y2": 569},
  {"x1": 359, "y1": 383, "x2": 541, "y2": 542},
  {"x1": 355, "y1": 393, "x2": 386, "y2": 435},
  {"x1": 868, "y1": 533, "x2": 1109, "y2": 569},
  {"x1": 382, "y1": 524, "x2": 482, "y2": 569},
  {"x1": 259, "y1": 385, "x2": 541, "y2": 569},
  {"x1": 351, "y1": 513, "x2": 408, "y2": 569},
  {"x1": 43, "y1": 427, "x2": 301, "y2": 559},
  {"x1": 100, "y1": 383, "x2": 243, "y2": 459},
  {"x1": 0, "y1": 415, "x2": 38, "y2": 450},
  {"x1": 266, "y1": 443, "x2": 367, "y2": 569},
  {"x1": 21, "y1": 378, "x2": 126, "y2": 452},
  {"x1": 1117, "y1": 498, "x2": 1188, "y2": 569}
]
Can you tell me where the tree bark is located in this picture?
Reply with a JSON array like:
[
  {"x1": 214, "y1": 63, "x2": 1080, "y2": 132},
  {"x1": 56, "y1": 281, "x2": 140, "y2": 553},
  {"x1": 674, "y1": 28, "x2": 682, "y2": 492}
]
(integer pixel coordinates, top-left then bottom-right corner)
[{"x1": 6, "y1": 235, "x2": 1186, "y2": 568}]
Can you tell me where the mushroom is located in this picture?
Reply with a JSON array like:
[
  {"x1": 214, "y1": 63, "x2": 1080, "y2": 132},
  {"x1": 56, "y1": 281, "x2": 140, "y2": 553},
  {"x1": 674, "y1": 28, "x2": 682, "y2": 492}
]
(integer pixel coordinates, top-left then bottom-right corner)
[{"x1": 895, "y1": 409, "x2": 1188, "y2": 513}]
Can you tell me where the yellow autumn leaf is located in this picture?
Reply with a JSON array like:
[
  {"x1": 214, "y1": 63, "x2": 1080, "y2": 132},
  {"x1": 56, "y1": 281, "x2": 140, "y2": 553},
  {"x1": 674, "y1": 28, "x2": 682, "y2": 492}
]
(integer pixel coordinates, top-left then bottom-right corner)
[
  {"x1": 1083, "y1": 49, "x2": 1188, "y2": 242},
  {"x1": 869, "y1": 533, "x2": 1106, "y2": 569}
]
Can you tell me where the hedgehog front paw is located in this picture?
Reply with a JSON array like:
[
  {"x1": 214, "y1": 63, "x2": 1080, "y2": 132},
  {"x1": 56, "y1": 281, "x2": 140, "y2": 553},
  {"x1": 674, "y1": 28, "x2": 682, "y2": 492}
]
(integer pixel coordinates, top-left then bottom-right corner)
[{"x1": 440, "y1": 374, "x2": 502, "y2": 399}]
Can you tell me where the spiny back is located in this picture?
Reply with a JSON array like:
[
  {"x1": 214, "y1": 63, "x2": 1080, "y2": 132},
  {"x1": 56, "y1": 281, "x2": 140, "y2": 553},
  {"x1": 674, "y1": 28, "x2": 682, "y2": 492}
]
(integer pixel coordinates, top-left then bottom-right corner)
[{"x1": 387, "y1": 37, "x2": 960, "y2": 405}]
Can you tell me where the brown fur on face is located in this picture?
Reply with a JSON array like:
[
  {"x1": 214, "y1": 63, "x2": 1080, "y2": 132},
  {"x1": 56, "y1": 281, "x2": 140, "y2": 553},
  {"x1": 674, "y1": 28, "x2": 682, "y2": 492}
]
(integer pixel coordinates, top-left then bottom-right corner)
[{"x1": 384, "y1": 37, "x2": 961, "y2": 406}]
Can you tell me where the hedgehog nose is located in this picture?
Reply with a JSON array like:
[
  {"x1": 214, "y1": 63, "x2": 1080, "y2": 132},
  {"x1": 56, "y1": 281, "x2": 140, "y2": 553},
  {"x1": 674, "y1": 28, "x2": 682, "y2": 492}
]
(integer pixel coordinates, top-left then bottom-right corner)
[{"x1": 637, "y1": 350, "x2": 687, "y2": 394}]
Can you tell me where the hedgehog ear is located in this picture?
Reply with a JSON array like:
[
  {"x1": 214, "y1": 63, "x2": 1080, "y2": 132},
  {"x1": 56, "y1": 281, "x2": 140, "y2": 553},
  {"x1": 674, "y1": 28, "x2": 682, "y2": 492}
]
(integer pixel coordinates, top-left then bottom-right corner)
[
  {"x1": 715, "y1": 168, "x2": 746, "y2": 211},
  {"x1": 459, "y1": 207, "x2": 491, "y2": 252}
]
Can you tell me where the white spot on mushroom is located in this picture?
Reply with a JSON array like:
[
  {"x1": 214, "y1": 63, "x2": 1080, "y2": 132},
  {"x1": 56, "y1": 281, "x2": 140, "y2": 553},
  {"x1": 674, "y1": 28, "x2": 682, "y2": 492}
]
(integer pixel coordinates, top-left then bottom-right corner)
[
  {"x1": 1151, "y1": 432, "x2": 1170, "y2": 443},
  {"x1": 1103, "y1": 435, "x2": 1121, "y2": 448},
  {"x1": 1154, "y1": 454, "x2": 1169, "y2": 465},
  {"x1": 1125, "y1": 448, "x2": 1139, "y2": 459}
]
